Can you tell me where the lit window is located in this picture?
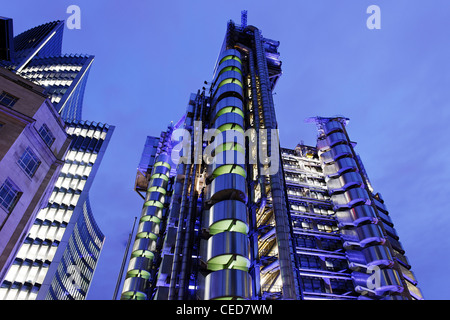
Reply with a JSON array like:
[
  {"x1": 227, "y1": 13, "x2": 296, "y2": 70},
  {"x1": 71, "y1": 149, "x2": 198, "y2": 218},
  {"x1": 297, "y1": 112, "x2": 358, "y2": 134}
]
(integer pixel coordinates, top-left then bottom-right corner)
[
  {"x1": 0, "y1": 178, "x2": 21, "y2": 213},
  {"x1": 0, "y1": 91, "x2": 19, "y2": 108},
  {"x1": 38, "y1": 123, "x2": 55, "y2": 147},
  {"x1": 18, "y1": 147, "x2": 41, "y2": 178}
]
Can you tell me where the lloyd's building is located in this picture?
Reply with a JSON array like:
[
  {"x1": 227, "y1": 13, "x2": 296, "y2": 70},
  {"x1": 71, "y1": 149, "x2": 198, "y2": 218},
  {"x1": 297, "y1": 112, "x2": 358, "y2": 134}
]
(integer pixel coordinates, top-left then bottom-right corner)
[
  {"x1": 119, "y1": 13, "x2": 423, "y2": 301},
  {"x1": 0, "y1": 18, "x2": 113, "y2": 299}
]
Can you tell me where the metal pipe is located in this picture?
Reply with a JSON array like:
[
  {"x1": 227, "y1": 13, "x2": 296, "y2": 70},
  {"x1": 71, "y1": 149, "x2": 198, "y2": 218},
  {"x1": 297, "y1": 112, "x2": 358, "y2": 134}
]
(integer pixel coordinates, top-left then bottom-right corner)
[
  {"x1": 167, "y1": 92, "x2": 201, "y2": 300},
  {"x1": 113, "y1": 216, "x2": 137, "y2": 300},
  {"x1": 234, "y1": 42, "x2": 266, "y2": 299},
  {"x1": 177, "y1": 93, "x2": 206, "y2": 299},
  {"x1": 253, "y1": 29, "x2": 298, "y2": 300}
]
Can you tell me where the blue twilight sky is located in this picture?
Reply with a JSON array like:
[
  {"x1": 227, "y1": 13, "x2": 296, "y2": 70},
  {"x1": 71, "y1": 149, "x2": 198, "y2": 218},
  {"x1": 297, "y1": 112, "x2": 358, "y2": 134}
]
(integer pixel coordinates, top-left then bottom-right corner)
[{"x1": 2, "y1": 0, "x2": 450, "y2": 300}]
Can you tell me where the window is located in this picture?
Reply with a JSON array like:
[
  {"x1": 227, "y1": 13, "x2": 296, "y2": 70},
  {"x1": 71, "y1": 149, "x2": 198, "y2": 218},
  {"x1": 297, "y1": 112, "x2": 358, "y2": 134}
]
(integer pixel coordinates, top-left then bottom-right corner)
[
  {"x1": 0, "y1": 91, "x2": 19, "y2": 108},
  {"x1": 0, "y1": 178, "x2": 21, "y2": 213},
  {"x1": 38, "y1": 123, "x2": 55, "y2": 147},
  {"x1": 299, "y1": 255, "x2": 321, "y2": 270},
  {"x1": 18, "y1": 147, "x2": 41, "y2": 178},
  {"x1": 302, "y1": 277, "x2": 325, "y2": 293}
]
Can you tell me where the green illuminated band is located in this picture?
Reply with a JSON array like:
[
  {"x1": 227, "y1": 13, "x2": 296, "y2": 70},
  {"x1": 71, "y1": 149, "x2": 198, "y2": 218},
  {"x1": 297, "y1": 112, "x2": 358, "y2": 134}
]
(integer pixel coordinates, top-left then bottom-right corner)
[
  {"x1": 143, "y1": 200, "x2": 164, "y2": 208},
  {"x1": 126, "y1": 269, "x2": 151, "y2": 280},
  {"x1": 147, "y1": 186, "x2": 167, "y2": 195},
  {"x1": 212, "y1": 164, "x2": 246, "y2": 178},
  {"x1": 153, "y1": 161, "x2": 171, "y2": 170},
  {"x1": 214, "y1": 106, "x2": 244, "y2": 119},
  {"x1": 217, "y1": 123, "x2": 244, "y2": 133},
  {"x1": 131, "y1": 250, "x2": 154, "y2": 260},
  {"x1": 218, "y1": 66, "x2": 242, "y2": 76},
  {"x1": 207, "y1": 255, "x2": 250, "y2": 272},
  {"x1": 150, "y1": 173, "x2": 169, "y2": 181},
  {"x1": 219, "y1": 55, "x2": 242, "y2": 65},
  {"x1": 209, "y1": 219, "x2": 249, "y2": 235},
  {"x1": 217, "y1": 78, "x2": 243, "y2": 89}
]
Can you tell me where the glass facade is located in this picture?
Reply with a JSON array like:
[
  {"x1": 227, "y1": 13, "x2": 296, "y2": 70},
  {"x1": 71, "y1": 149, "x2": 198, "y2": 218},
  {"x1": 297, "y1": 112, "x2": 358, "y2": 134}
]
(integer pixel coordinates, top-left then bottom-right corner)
[
  {"x1": 46, "y1": 197, "x2": 104, "y2": 300},
  {"x1": 0, "y1": 18, "x2": 113, "y2": 300},
  {"x1": 0, "y1": 121, "x2": 113, "y2": 300}
]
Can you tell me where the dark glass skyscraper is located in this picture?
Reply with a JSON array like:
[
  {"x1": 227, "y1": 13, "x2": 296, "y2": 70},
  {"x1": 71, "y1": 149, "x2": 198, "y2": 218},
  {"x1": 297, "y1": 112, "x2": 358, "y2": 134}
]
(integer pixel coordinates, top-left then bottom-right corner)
[
  {"x1": 0, "y1": 18, "x2": 113, "y2": 300},
  {"x1": 120, "y1": 15, "x2": 423, "y2": 301}
]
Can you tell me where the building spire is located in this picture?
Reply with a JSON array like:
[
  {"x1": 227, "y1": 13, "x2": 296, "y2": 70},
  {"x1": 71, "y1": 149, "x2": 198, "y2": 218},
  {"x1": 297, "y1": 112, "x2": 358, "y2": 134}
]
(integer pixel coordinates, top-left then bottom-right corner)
[{"x1": 241, "y1": 10, "x2": 247, "y2": 28}]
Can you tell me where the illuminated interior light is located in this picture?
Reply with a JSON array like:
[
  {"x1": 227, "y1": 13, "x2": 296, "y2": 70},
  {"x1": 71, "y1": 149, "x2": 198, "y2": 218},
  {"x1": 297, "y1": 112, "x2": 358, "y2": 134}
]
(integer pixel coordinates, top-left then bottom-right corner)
[
  {"x1": 143, "y1": 200, "x2": 164, "y2": 209},
  {"x1": 150, "y1": 173, "x2": 169, "y2": 182},
  {"x1": 126, "y1": 269, "x2": 151, "y2": 280},
  {"x1": 153, "y1": 161, "x2": 171, "y2": 170},
  {"x1": 209, "y1": 219, "x2": 249, "y2": 235},
  {"x1": 212, "y1": 164, "x2": 246, "y2": 178},
  {"x1": 218, "y1": 66, "x2": 242, "y2": 76},
  {"x1": 219, "y1": 55, "x2": 242, "y2": 65},
  {"x1": 217, "y1": 78, "x2": 243, "y2": 89},
  {"x1": 215, "y1": 106, "x2": 244, "y2": 119},
  {"x1": 131, "y1": 250, "x2": 154, "y2": 260},
  {"x1": 207, "y1": 254, "x2": 250, "y2": 272},
  {"x1": 140, "y1": 215, "x2": 161, "y2": 224},
  {"x1": 121, "y1": 291, "x2": 146, "y2": 300},
  {"x1": 147, "y1": 186, "x2": 167, "y2": 195},
  {"x1": 217, "y1": 123, "x2": 244, "y2": 134}
]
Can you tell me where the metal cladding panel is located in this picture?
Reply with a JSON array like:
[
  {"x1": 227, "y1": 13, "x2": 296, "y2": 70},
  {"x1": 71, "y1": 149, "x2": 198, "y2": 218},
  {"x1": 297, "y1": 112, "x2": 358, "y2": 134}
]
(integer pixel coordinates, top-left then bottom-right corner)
[
  {"x1": 149, "y1": 177, "x2": 168, "y2": 189},
  {"x1": 323, "y1": 120, "x2": 345, "y2": 135},
  {"x1": 206, "y1": 173, "x2": 247, "y2": 204},
  {"x1": 153, "y1": 165, "x2": 170, "y2": 176},
  {"x1": 146, "y1": 191, "x2": 165, "y2": 203},
  {"x1": 213, "y1": 112, "x2": 245, "y2": 129},
  {"x1": 352, "y1": 268, "x2": 403, "y2": 295},
  {"x1": 204, "y1": 269, "x2": 251, "y2": 300},
  {"x1": 121, "y1": 277, "x2": 148, "y2": 298},
  {"x1": 212, "y1": 96, "x2": 243, "y2": 117},
  {"x1": 346, "y1": 245, "x2": 394, "y2": 269},
  {"x1": 127, "y1": 256, "x2": 153, "y2": 272},
  {"x1": 363, "y1": 245, "x2": 394, "y2": 268},
  {"x1": 136, "y1": 220, "x2": 160, "y2": 237},
  {"x1": 336, "y1": 204, "x2": 378, "y2": 227},
  {"x1": 141, "y1": 205, "x2": 163, "y2": 220},
  {"x1": 206, "y1": 231, "x2": 250, "y2": 261},
  {"x1": 212, "y1": 83, "x2": 244, "y2": 103},
  {"x1": 341, "y1": 223, "x2": 385, "y2": 248},
  {"x1": 204, "y1": 200, "x2": 248, "y2": 229},
  {"x1": 331, "y1": 187, "x2": 370, "y2": 209},
  {"x1": 323, "y1": 157, "x2": 358, "y2": 178},
  {"x1": 327, "y1": 172, "x2": 363, "y2": 194},
  {"x1": 215, "y1": 59, "x2": 242, "y2": 77},
  {"x1": 324, "y1": 132, "x2": 348, "y2": 148},
  {"x1": 132, "y1": 237, "x2": 157, "y2": 253},
  {"x1": 321, "y1": 144, "x2": 353, "y2": 164},
  {"x1": 218, "y1": 48, "x2": 242, "y2": 62},
  {"x1": 214, "y1": 70, "x2": 243, "y2": 87}
]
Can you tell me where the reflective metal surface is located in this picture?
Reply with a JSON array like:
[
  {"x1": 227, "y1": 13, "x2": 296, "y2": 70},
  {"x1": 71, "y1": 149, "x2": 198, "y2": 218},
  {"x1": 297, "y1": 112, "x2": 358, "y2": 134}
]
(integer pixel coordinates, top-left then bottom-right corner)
[
  {"x1": 206, "y1": 173, "x2": 247, "y2": 204},
  {"x1": 204, "y1": 269, "x2": 251, "y2": 300}
]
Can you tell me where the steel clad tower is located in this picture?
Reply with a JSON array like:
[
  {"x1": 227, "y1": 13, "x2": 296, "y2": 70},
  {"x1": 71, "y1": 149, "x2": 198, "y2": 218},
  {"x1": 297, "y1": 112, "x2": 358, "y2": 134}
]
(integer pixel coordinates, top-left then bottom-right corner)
[{"x1": 119, "y1": 14, "x2": 422, "y2": 301}]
